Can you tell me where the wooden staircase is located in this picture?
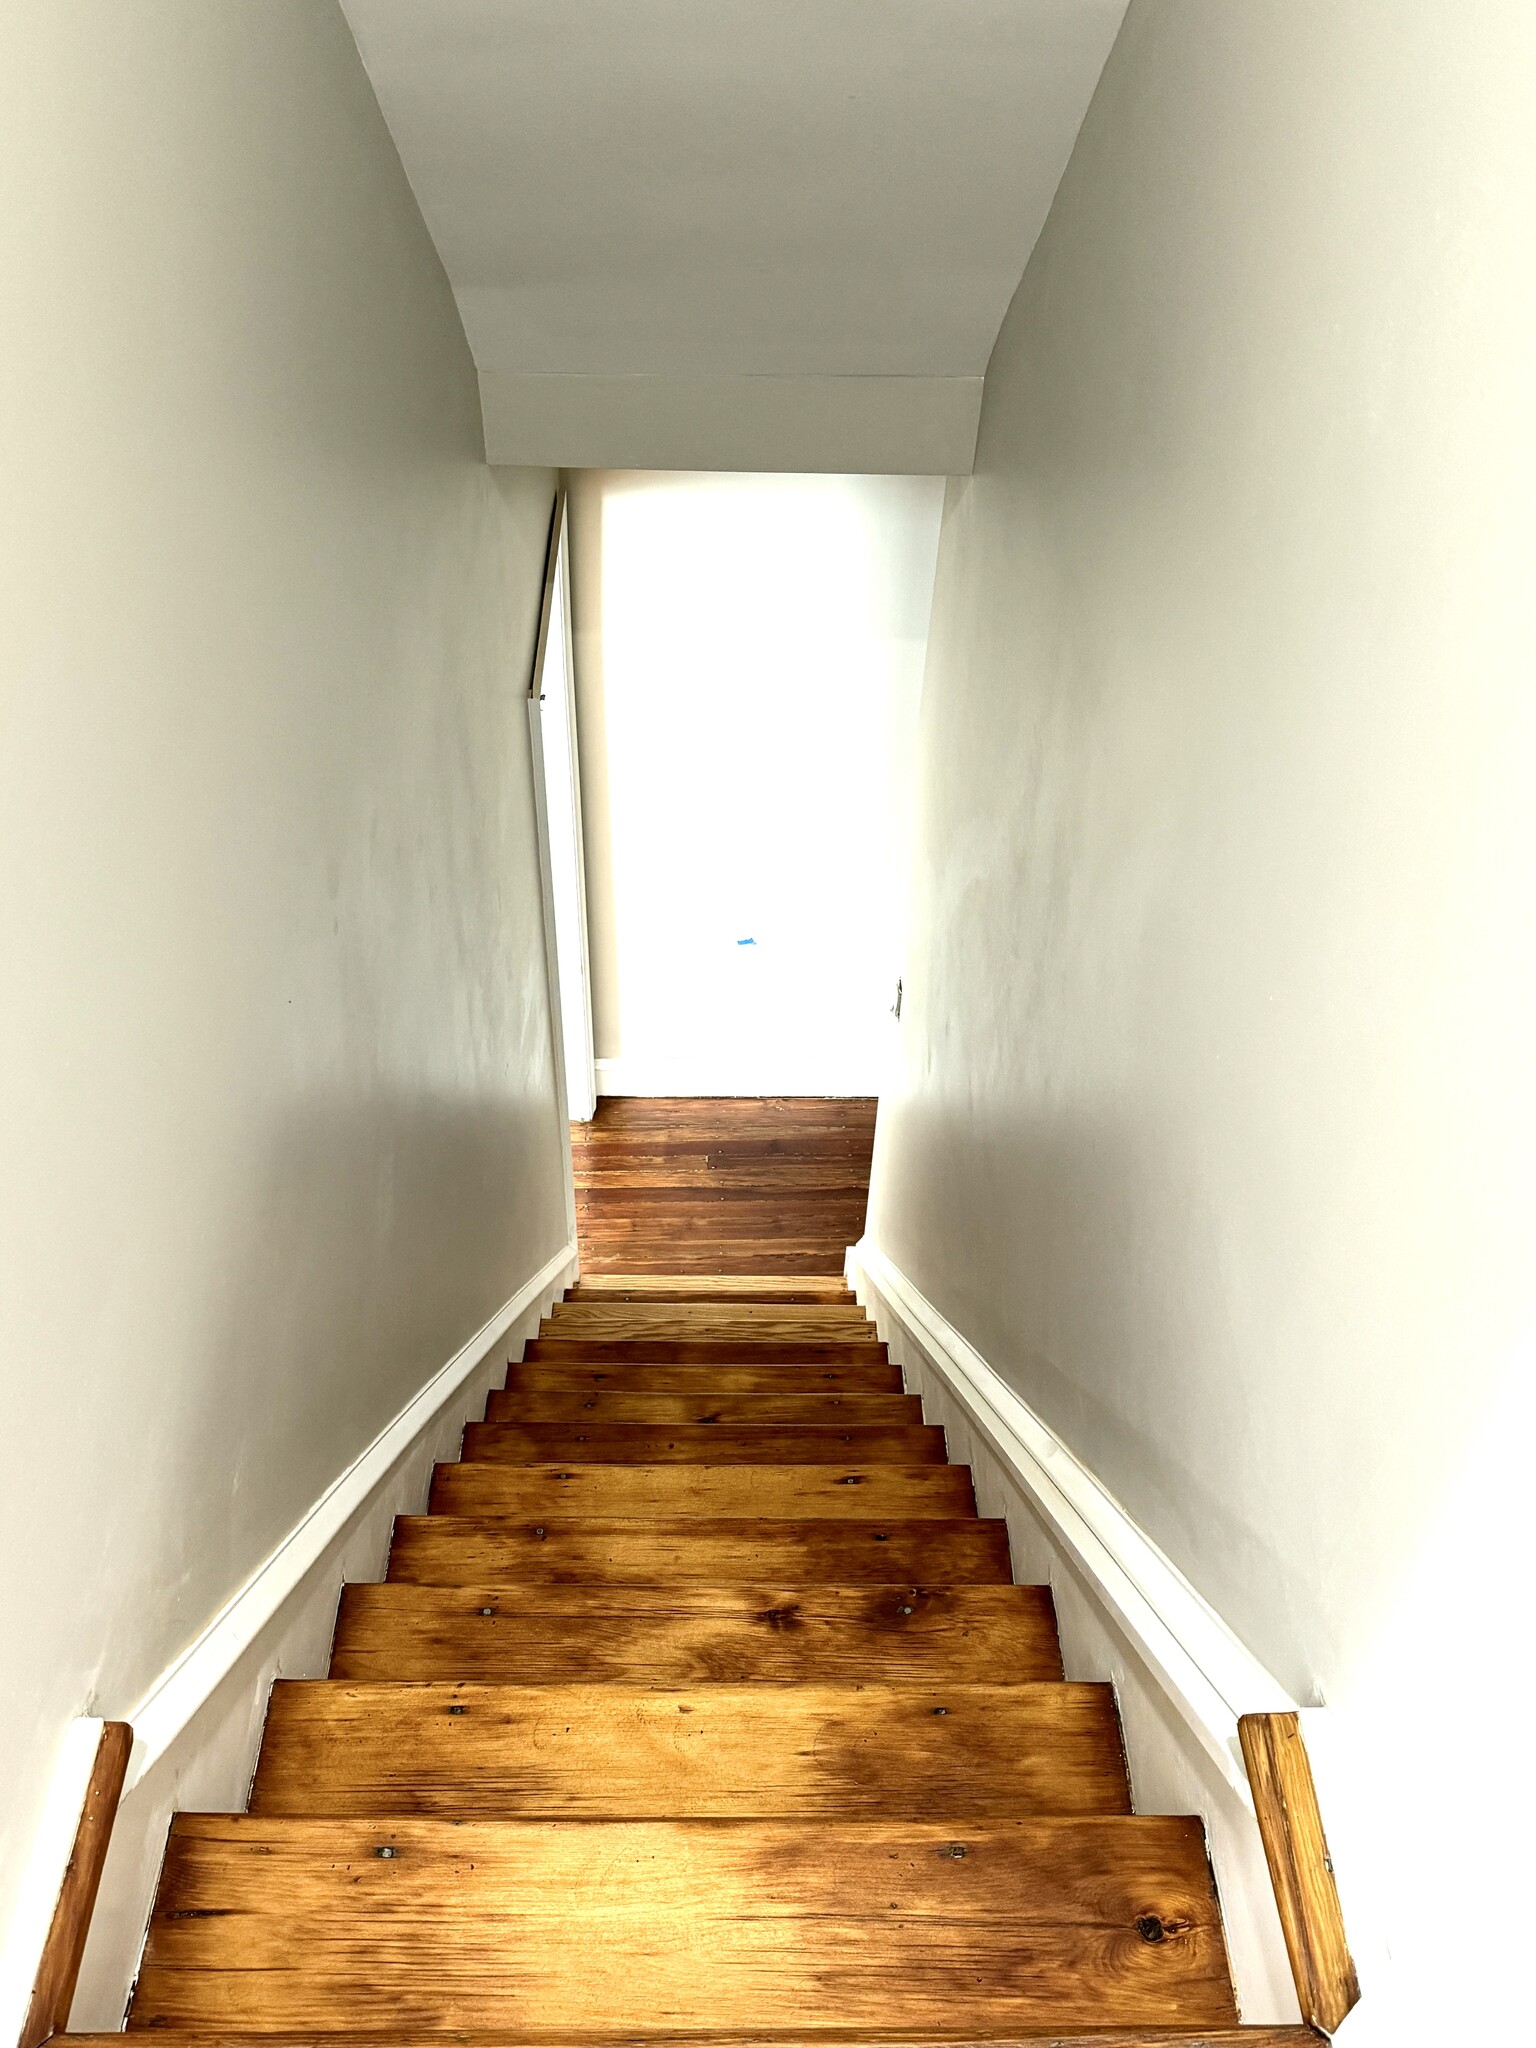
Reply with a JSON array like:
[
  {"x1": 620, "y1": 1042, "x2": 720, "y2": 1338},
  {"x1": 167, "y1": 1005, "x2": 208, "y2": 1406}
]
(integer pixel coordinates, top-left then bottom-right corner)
[{"x1": 64, "y1": 1276, "x2": 1312, "y2": 2048}]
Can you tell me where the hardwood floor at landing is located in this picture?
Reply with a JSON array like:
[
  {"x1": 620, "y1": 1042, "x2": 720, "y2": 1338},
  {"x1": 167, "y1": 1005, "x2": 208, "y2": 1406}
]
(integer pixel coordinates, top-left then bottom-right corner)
[{"x1": 571, "y1": 1096, "x2": 876, "y2": 1274}]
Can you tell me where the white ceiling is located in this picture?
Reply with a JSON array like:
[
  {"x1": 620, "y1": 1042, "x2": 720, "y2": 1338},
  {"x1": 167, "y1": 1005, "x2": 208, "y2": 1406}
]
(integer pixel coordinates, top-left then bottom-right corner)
[{"x1": 341, "y1": 0, "x2": 1127, "y2": 468}]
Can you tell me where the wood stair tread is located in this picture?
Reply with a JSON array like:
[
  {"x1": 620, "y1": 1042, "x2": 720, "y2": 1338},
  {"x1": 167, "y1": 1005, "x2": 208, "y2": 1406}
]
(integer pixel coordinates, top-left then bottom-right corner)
[
  {"x1": 130, "y1": 1815, "x2": 1237, "y2": 2036},
  {"x1": 249, "y1": 1680, "x2": 1130, "y2": 1817},
  {"x1": 387, "y1": 1516, "x2": 1014, "y2": 1584},
  {"x1": 460, "y1": 1422, "x2": 948, "y2": 1464},
  {"x1": 523, "y1": 1340, "x2": 890, "y2": 1366},
  {"x1": 329, "y1": 1583, "x2": 1066, "y2": 1683},
  {"x1": 542, "y1": 1308, "x2": 877, "y2": 1340},
  {"x1": 504, "y1": 1361, "x2": 903, "y2": 1393},
  {"x1": 74, "y1": 2031, "x2": 1323, "y2": 2046},
  {"x1": 569, "y1": 1275, "x2": 858, "y2": 1301},
  {"x1": 428, "y1": 1463, "x2": 977, "y2": 1519},
  {"x1": 484, "y1": 1390, "x2": 925, "y2": 1424}
]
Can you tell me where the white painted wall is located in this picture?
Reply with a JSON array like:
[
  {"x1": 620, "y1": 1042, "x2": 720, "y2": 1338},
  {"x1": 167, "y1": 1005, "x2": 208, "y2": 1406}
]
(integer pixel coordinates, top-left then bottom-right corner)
[
  {"x1": 867, "y1": 1, "x2": 1536, "y2": 2037},
  {"x1": 569, "y1": 471, "x2": 943, "y2": 1096},
  {"x1": 0, "y1": 0, "x2": 570, "y2": 2020}
]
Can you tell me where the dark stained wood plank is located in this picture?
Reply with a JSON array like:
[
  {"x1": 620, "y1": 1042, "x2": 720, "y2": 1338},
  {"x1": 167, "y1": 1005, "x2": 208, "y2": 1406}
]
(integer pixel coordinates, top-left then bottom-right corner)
[
  {"x1": 461, "y1": 1421, "x2": 948, "y2": 1464},
  {"x1": 130, "y1": 1814, "x2": 1237, "y2": 2035},
  {"x1": 484, "y1": 1388, "x2": 923, "y2": 1424},
  {"x1": 503, "y1": 1361, "x2": 903, "y2": 1394},
  {"x1": 387, "y1": 1516, "x2": 1014, "y2": 1585},
  {"x1": 572, "y1": 1098, "x2": 876, "y2": 1274},
  {"x1": 328, "y1": 1583, "x2": 1066, "y2": 1685},
  {"x1": 1238, "y1": 1713, "x2": 1359, "y2": 2034},
  {"x1": 428, "y1": 1462, "x2": 977, "y2": 1520},
  {"x1": 21, "y1": 1721, "x2": 132, "y2": 2048},
  {"x1": 249, "y1": 1681, "x2": 1130, "y2": 1819},
  {"x1": 523, "y1": 1339, "x2": 888, "y2": 1365}
]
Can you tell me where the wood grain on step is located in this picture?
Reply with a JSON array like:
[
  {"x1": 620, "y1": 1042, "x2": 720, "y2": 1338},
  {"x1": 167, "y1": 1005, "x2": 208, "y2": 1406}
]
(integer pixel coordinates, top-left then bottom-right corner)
[
  {"x1": 78, "y1": 2029, "x2": 1326, "y2": 2048},
  {"x1": 428, "y1": 1463, "x2": 976, "y2": 1520},
  {"x1": 131, "y1": 1814, "x2": 1237, "y2": 2036},
  {"x1": 523, "y1": 1339, "x2": 888, "y2": 1366},
  {"x1": 249, "y1": 1681, "x2": 1130, "y2": 1818},
  {"x1": 569, "y1": 1098, "x2": 875, "y2": 1284},
  {"x1": 543, "y1": 1306, "x2": 876, "y2": 1340},
  {"x1": 484, "y1": 1389, "x2": 923, "y2": 1425},
  {"x1": 328, "y1": 1583, "x2": 1065, "y2": 1684},
  {"x1": 504, "y1": 1361, "x2": 903, "y2": 1395},
  {"x1": 387, "y1": 1516, "x2": 1013, "y2": 1585},
  {"x1": 569, "y1": 1276, "x2": 856, "y2": 1302},
  {"x1": 460, "y1": 1422, "x2": 947, "y2": 1465}
]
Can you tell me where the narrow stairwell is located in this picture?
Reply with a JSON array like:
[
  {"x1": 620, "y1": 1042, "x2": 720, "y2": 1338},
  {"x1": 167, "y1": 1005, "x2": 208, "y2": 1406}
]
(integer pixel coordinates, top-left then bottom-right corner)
[{"x1": 64, "y1": 1277, "x2": 1303, "y2": 2045}]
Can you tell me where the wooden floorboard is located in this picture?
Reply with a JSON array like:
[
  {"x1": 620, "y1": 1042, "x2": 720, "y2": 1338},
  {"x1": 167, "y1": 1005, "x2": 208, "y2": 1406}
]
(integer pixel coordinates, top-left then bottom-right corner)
[
  {"x1": 504, "y1": 1361, "x2": 904, "y2": 1394},
  {"x1": 570, "y1": 1276, "x2": 856, "y2": 1302},
  {"x1": 386, "y1": 1516, "x2": 1014, "y2": 1585},
  {"x1": 79, "y1": 2031, "x2": 1327, "y2": 2047},
  {"x1": 573, "y1": 1098, "x2": 876, "y2": 1274},
  {"x1": 543, "y1": 1305, "x2": 877, "y2": 1340},
  {"x1": 427, "y1": 1462, "x2": 977, "y2": 1520},
  {"x1": 460, "y1": 1421, "x2": 949, "y2": 1463},
  {"x1": 523, "y1": 1339, "x2": 889, "y2": 1366},
  {"x1": 327, "y1": 1583, "x2": 1067, "y2": 1685},
  {"x1": 131, "y1": 1815, "x2": 1237, "y2": 2036},
  {"x1": 249, "y1": 1681, "x2": 1131, "y2": 1818},
  {"x1": 483, "y1": 1389, "x2": 924, "y2": 1424}
]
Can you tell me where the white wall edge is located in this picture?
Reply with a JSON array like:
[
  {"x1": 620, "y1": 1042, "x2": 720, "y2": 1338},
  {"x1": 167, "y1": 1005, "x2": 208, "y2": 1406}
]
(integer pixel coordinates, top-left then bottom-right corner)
[
  {"x1": 122, "y1": 1238, "x2": 576, "y2": 1791},
  {"x1": 0, "y1": 1717, "x2": 106, "y2": 2048},
  {"x1": 846, "y1": 1236, "x2": 1298, "y2": 1799}
]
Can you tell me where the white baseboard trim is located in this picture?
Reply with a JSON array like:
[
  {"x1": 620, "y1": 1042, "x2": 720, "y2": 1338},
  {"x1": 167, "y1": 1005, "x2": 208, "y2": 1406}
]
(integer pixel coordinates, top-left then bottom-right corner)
[
  {"x1": 846, "y1": 1236, "x2": 1297, "y2": 1794},
  {"x1": 123, "y1": 1239, "x2": 577, "y2": 1789}
]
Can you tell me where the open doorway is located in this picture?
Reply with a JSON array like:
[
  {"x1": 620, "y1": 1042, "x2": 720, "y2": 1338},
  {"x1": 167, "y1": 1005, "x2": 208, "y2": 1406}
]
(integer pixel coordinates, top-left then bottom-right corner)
[
  {"x1": 541, "y1": 469, "x2": 944, "y2": 1272},
  {"x1": 567, "y1": 471, "x2": 944, "y2": 1100}
]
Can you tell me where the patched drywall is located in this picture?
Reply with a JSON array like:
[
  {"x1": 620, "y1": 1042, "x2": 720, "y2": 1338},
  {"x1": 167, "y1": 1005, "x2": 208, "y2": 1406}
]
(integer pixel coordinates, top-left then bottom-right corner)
[{"x1": 0, "y1": 0, "x2": 569, "y2": 2001}]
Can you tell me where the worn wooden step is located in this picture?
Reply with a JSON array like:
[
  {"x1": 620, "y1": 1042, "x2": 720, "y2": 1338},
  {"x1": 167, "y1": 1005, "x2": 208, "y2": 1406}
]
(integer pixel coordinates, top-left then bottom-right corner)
[
  {"x1": 543, "y1": 1306, "x2": 876, "y2": 1341},
  {"x1": 73, "y1": 2029, "x2": 1327, "y2": 2047},
  {"x1": 461, "y1": 1422, "x2": 947, "y2": 1465},
  {"x1": 428, "y1": 1464, "x2": 976, "y2": 1520},
  {"x1": 387, "y1": 1516, "x2": 1013, "y2": 1585},
  {"x1": 329, "y1": 1583, "x2": 1065, "y2": 1684},
  {"x1": 130, "y1": 1814, "x2": 1237, "y2": 2036},
  {"x1": 485, "y1": 1389, "x2": 923, "y2": 1425},
  {"x1": 523, "y1": 1339, "x2": 888, "y2": 1367},
  {"x1": 504, "y1": 1360, "x2": 903, "y2": 1395},
  {"x1": 249, "y1": 1680, "x2": 1130, "y2": 1819},
  {"x1": 569, "y1": 1275, "x2": 857, "y2": 1303}
]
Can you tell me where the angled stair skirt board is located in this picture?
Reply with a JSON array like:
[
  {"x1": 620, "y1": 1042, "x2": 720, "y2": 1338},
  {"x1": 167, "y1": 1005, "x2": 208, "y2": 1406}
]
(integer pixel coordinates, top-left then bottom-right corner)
[
  {"x1": 2, "y1": 1241, "x2": 577, "y2": 2038},
  {"x1": 845, "y1": 1237, "x2": 1312, "y2": 2028}
]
